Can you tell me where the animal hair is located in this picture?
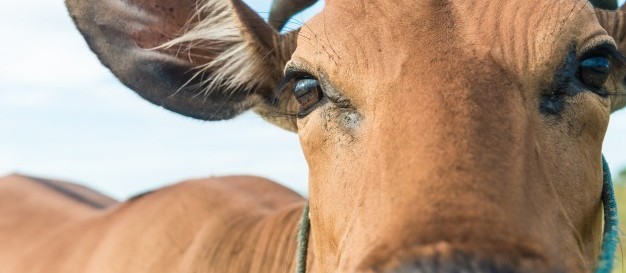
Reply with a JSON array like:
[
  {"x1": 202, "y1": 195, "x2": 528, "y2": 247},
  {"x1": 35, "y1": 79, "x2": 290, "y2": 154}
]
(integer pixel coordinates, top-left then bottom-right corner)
[{"x1": 158, "y1": 0, "x2": 272, "y2": 97}]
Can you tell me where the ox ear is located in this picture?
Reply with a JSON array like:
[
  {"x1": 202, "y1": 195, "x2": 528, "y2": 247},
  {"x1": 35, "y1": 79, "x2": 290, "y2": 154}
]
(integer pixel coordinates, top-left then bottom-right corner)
[
  {"x1": 596, "y1": 5, "x2": 626, "y2": 112},
  {"x1": 66, "y1": 0, "x2": 297, "y2": 129}
]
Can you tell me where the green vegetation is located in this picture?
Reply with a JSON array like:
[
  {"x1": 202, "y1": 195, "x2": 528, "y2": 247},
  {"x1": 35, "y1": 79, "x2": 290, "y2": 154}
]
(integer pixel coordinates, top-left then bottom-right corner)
[
  {"x1": 613, "y1": 168, "x2": 626, "y2": 273},
  {"x1": 619, "y1": 169, "x2": 626, "y2": 186}
]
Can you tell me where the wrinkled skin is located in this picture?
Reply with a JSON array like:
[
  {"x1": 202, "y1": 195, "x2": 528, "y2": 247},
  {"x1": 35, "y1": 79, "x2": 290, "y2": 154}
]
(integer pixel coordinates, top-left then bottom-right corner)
[
  {"x1": 294, "y1": 1, "x2": 621, "y2": 272},
  {"x1": 3, "y1": 0, "x2": 626, "y2": 273}
]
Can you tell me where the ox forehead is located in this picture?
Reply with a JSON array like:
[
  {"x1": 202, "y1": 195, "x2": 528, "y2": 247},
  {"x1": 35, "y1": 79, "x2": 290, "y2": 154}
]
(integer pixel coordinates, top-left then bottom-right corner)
[
  {"x1": 49, "y1": 0, "x2": 626, "y2": 273},
  {"x1": 291, "y1": 1, "x2": 614, "y2": 99}
]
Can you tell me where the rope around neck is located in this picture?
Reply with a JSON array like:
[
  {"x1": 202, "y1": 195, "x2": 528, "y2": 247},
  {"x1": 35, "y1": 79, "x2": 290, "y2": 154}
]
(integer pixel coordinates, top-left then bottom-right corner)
[
  {"x1": 295, "y1": 156, "x2": 619, "y2": 273},
  {"x1": 295, "y1": 204, "x2": 310, "y2": 273},
  {"x1": 597, "y1": 155, "x2": 619, "y2": 273}
]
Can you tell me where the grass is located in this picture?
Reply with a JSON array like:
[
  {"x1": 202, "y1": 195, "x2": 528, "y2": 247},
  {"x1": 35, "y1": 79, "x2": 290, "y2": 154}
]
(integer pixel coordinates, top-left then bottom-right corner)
[{"x1": 612, "y1": 170, "x2": 626, "y2": 273}]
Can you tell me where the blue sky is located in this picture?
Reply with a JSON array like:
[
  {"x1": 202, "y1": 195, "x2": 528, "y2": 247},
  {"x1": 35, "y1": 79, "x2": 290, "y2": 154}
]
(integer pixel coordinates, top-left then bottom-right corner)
[{"x1": 0, "y1": 0, "x2": 625, "y2": 200}]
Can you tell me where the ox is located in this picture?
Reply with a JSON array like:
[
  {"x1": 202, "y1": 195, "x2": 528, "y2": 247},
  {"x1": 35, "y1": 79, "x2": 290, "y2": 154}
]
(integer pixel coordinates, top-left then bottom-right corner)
[{"x1": 1, "y1": 0, "x2": 626, "y2": 272}]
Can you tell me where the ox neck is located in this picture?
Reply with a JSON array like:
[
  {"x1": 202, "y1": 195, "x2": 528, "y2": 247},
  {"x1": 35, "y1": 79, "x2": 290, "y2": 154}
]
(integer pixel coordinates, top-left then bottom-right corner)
[
  {"x1": 201, "y1": 203, "x2": 303, "y2": 273},
  {"x1": 294, "y1": 156, "x2": 619, "y2": 273}
]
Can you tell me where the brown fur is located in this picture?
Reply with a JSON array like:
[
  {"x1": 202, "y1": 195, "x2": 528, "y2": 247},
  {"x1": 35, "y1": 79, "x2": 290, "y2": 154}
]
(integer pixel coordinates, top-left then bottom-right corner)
[
  {"x1": 290, "y1": 1, "x2": 626, "y2": 272},
  {"x1": 7, "y1": 0, "x2": 626, "y2": 272},
  {"x1": 0, "y1": 174, "x2": 304, "y2": 273}
]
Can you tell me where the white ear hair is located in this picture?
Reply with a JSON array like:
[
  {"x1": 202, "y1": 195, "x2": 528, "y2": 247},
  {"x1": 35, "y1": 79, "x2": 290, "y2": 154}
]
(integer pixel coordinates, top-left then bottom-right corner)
[
  {"x1": 68, "y1": 0, "x2": 300, "y2": 127},
  {"x1": 159, "y1": 0, "x2": 277, "y2": 98}
]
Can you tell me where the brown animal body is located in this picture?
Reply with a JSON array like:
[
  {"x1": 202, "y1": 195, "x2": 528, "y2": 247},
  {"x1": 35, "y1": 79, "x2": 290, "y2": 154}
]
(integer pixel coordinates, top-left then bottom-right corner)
[
  {"x1": 4, "y1": 0, "x2": 626, "y2": 272},
  {"x1": 0, "y1": 174, "x2": 304, "y2": 273}
]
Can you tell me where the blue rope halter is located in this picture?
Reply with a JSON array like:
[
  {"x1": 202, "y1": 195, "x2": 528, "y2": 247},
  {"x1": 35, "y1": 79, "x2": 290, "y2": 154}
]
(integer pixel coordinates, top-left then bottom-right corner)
[
  {"x1": 597, "y1": 155, "x2": 619, "y2": 273},
  {"x1": 295, "y1": 156, "x2": 619, "y2": 273}
]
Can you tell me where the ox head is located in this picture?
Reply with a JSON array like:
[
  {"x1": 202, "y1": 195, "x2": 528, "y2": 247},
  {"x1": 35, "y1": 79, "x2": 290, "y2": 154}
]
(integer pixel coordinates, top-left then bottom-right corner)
[{"x1": 66, "y1": 0, "x2": 626, "y2": 272}]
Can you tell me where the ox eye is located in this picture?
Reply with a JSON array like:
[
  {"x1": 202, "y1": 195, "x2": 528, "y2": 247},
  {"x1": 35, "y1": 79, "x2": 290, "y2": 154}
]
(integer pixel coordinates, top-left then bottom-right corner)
[
  {"x1": 576, "y1": 56, "x2": 610, "y2": 94},
  {"x1": 294, "y1": 78, "x2": 324, "y2": 114}
]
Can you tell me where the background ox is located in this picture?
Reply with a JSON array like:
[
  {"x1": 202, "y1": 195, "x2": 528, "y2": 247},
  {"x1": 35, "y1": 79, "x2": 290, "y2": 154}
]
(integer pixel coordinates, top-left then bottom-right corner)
[{"x1": 1, "y1": 0, "x2": 626, "y2": 273}]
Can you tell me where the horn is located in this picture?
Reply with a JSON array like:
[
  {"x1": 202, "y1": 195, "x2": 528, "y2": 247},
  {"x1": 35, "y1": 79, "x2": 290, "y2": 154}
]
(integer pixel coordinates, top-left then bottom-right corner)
[
  {"x1": 269, "y1": 0, "x2": 319, "y2": 31},
  {"x1": 590, "y1": 0, "x2": 618, "y2": 10}
]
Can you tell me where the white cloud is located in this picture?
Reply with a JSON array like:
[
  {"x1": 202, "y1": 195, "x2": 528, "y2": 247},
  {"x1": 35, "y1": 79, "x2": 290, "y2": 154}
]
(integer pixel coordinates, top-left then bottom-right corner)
[
  {"x1": 0, "y1": 0, "x2": 316, "y2": 199},
  {"x1": 1, "y1": 0, "x2": 625, "y2": 200},
  {"x1": 604, "y1": 110, "x2": 626, "y2": 173}
]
